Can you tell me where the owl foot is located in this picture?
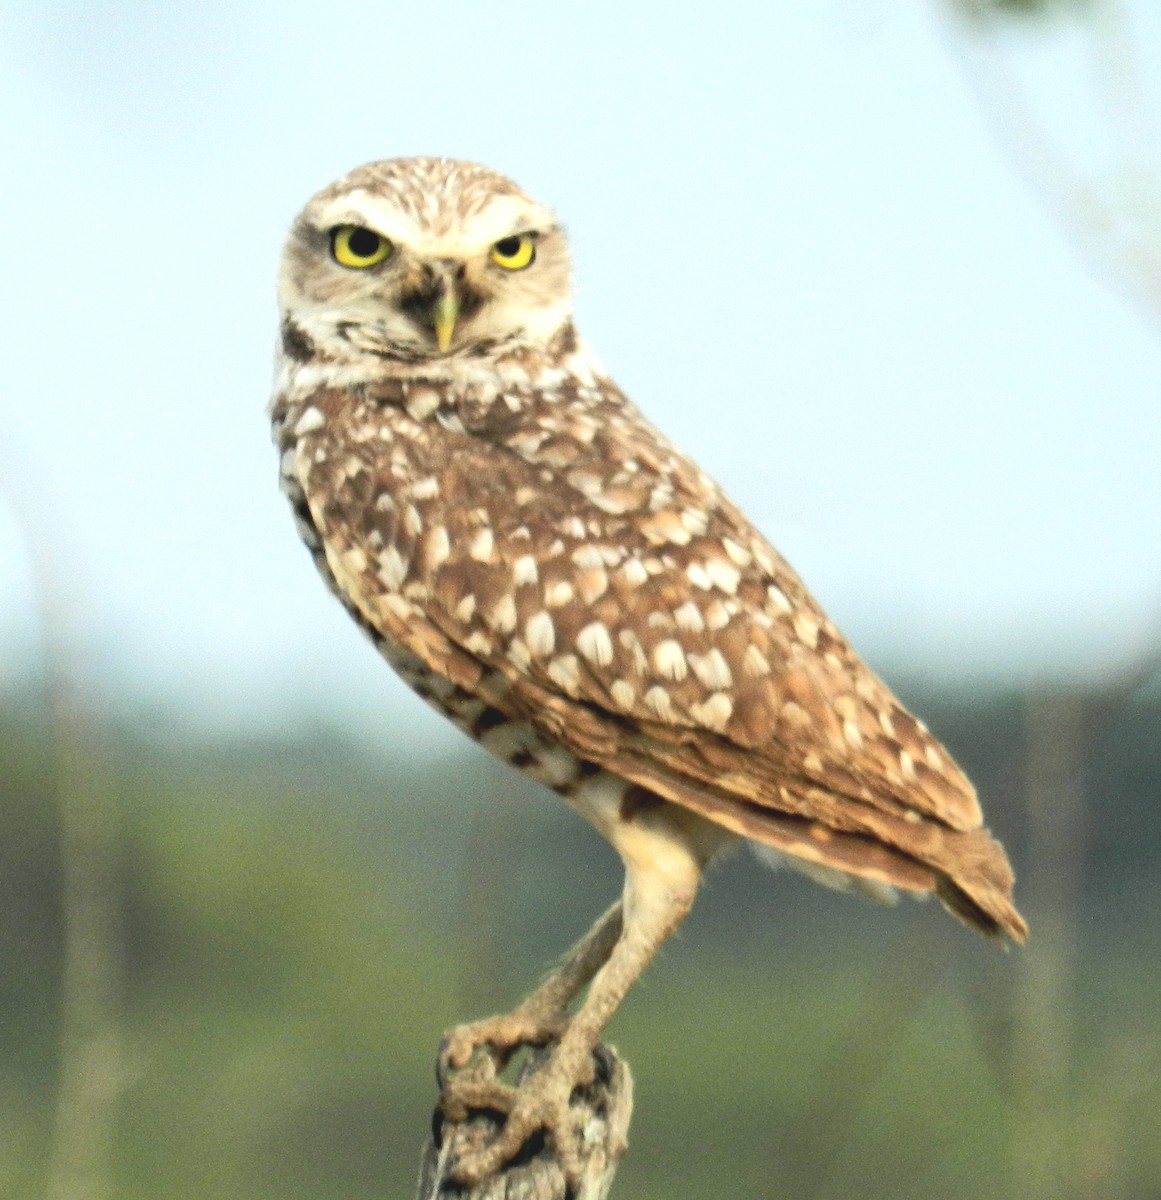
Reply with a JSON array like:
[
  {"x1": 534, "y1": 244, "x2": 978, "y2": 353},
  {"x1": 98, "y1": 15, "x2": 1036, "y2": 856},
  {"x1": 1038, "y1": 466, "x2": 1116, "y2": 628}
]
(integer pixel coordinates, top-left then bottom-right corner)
[
  {"x1": 437, "y1": 1002, "x2": 569, "y2": 1087},
  {"x1": 440, "y1": 1036, "x2": 605, "y2": 1188}
]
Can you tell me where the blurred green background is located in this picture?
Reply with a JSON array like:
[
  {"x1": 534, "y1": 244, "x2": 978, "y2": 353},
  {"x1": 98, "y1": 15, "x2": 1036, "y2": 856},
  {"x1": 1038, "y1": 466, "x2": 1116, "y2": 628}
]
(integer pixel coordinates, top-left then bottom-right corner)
[
  {"x1": 3, "y1": 0, "x2": 1160, "y2": 1196},
  {"x1": 3, "y1": 678, "x2": 1159, "y2": 1198}
]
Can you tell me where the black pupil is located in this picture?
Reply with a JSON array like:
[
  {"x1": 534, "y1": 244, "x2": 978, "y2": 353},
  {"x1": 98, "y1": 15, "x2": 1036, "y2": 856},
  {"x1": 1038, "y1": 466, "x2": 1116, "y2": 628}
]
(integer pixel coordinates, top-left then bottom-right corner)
[
  {"x1": 347, "y1": 228, "x2": 382, "y2": 258},
  {"x1": 495, "y1": 236, "x2": 522, "y2": 257}
]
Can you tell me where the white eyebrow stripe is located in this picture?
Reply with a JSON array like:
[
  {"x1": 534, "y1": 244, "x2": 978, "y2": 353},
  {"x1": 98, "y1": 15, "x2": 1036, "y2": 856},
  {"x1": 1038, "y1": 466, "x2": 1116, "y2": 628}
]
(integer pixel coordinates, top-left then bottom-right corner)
[
  {"x1": 315, "y1": 192, "x2": 429, "y2": 244},
  {"x1": 313, "y1": 190, "x2": 555, "y2": 257}
]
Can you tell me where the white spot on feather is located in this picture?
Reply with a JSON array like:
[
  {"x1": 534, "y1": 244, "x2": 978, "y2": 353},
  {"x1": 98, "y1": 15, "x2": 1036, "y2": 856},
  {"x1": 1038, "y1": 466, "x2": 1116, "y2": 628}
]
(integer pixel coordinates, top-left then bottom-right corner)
[
  {"x1": 577, "y1": 622, "x2": 614, "y2": 667},
  {"x1": 576, "y1": 567, "x2": 609, "y2": 604},
  {"x1": 793, "y1": 612, "x2": 820, "y2": 648},
  {"x1": 406, "y1": 386, "x2": 442, "y2": 421},
  {"x1": 674, "y1": 601, "x2": 705, "y2": 633},
  {"x1": 466, "y1": 630, "x2": 494, "y2": 656},
  {"x1": 488, "y1": 594, "x2": 518, "y2": 634},
  {"x1": 469, "y1": 528, "x2": 495, "y2": 561},
  {"x1": 547, "y1": 654, "x2": 582, "y2": 695},
  {"x1": 544, "y1": 580, "x2": 575, "y2": 607},
  {"x1": 722, "y1": 538, "x2": 752, "y2": 567},
  {"x1": 689, "y1": 648, "x2": 732, "y2": 690},
  {"x1": 704, "y1": 600, "x2": 731, "y2": 631},
  {"x1": 706, "y1": 559, "x2": 741, "y2": 595},
  {"x1": 508, "y1": 638, "x2": 532, "y2": 670},
  {"x1": 644, "y1": 686, "x2": 676, "y2": 720},
  {"x1": 690, "y1": 692, "x2": 732, "y2": 731},
  {"x1": 513, "y1": 555, "x2": 539, "y2": 586},
  {"x1": 377, "y1": 547, "x2": 407, "y2": 590},
  {"x1": 293, "y1": 406, "x2": 325, "y2": 436},
  {"x1": 526, "y1": 610, "x2": 556, "y2": 657},
  {"x1": 572, "y1": 545, "x2": 607, "y2": 569},
  {"x1": 743, "y1": 644, "x2": 770, "y2": 677},
  {"x1": 652, "y1": 640, "x2": 688, "y2": 681},
  {"x1": 619, "y1": 629, "x2": 650, "y2": 676},
  {"x1": 423, "y1": 526, "x2": 450, "y2": 570}
]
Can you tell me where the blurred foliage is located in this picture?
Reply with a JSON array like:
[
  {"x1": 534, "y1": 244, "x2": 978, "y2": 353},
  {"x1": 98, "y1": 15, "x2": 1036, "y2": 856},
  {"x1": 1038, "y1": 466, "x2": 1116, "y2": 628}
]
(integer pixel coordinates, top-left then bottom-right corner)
[
  {"x1": 952, "y1": 0, "x2": 1093, "y2": 19},
  {"x1": 1, "y1": 684, "x2": 1159, "y2": 1198}
]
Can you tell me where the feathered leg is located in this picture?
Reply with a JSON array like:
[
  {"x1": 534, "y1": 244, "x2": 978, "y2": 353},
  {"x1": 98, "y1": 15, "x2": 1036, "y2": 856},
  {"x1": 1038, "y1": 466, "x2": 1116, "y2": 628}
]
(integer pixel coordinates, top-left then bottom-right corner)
[
  {"x1": 443, "y1": 809, "x2": 706, "y2": 1187},
  {"x1": 438, "y1": 899, "x2": 624, "y2": 1082}
]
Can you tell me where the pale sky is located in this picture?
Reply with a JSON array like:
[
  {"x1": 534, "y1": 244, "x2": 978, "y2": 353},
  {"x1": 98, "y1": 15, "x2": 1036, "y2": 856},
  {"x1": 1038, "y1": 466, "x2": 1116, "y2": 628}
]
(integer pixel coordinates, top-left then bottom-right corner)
[{"x1": 1, "y1": 0, "x2": 1158, "y2": 744}]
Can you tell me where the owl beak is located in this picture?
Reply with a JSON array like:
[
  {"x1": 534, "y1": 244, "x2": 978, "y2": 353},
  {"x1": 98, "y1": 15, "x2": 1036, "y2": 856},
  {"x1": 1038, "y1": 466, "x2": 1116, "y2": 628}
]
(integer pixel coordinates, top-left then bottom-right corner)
[{"x1": 433, "y1": 287, "x2": 459, "y2": 353}]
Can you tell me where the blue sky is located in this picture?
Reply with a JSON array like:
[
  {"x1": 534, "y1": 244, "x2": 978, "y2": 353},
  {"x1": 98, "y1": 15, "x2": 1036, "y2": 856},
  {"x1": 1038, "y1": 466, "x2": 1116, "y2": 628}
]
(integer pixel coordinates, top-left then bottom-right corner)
[{"x1": 1, "y1": 1, "x2": 1158, "y2": 742}]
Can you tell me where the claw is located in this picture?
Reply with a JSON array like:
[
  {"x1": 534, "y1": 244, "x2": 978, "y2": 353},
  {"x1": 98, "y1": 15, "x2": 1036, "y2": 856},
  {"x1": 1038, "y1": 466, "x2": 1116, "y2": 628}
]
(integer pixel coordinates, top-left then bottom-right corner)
[
  {"x1": 451, "y1": 1089, "x2": 580, "y2": 1187},
  {"x1": 436, "y1": 1006, "x2": 603, "y2": 1187},
  {"x1": 435, "y1": 1035, "x2": 453, "y2": 1090},
  {"x1": 437, "y1": 1006, "x2": 570, "y2": 1093},
  {"x1": 437, "y1": 1029, "x2": 484, "y2": 1080},
  {"x1": 592, "y1": 1043, "x2": 615, "y2": 1087},
  {"x1": 444, "y1": 1045, "x2": 592, "y2": 1187},
  {"x1": 441, "y1": 1069, "x2": 518, "y2": 1123},
  {"x1": 436, "y1": 1036, "x2": 493, "y2": 1091}
]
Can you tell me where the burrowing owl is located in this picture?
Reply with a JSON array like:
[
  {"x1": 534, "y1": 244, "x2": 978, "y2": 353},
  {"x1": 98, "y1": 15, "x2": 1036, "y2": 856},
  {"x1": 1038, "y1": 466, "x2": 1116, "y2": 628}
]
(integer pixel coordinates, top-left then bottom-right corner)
[{"x1": 271, "y1": 157, "x2": 1026, "y2": 1185}]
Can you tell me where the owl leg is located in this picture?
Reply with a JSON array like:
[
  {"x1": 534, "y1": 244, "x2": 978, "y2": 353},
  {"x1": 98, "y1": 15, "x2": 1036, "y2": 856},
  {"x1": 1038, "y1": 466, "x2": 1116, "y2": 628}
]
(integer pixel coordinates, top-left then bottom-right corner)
[
  {"x1": 445, "y1": 821, "x2": 703, "y2": 1187},
  {"x1": 437, "y1": 899, "x2": 624, "y2": 1084}
]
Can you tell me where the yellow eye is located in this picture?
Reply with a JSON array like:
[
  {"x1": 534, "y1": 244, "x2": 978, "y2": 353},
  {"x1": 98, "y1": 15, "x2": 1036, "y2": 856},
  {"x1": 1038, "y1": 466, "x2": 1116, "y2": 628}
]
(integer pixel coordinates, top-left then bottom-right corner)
[
  {"x1": 490, "y1": 233, "x2": 535, "y2": 271},
  {"x1": 331, "y1": 225, "x2": 392, "y2": 269}
]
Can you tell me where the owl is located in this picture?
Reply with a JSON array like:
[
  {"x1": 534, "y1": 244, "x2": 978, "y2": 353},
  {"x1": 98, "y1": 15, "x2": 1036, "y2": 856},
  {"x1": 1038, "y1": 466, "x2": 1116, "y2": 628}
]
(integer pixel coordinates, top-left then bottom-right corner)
[{"x1": 271, "y1": 157, "x2": 1026, "y2": 1186}]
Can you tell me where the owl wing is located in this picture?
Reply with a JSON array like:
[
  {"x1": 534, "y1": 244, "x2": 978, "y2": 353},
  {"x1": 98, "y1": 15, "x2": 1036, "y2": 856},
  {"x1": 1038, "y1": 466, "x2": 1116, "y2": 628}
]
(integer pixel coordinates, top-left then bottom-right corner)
[{"x1": 290, "y1": 380, "x2": 1025, "y2": 941}]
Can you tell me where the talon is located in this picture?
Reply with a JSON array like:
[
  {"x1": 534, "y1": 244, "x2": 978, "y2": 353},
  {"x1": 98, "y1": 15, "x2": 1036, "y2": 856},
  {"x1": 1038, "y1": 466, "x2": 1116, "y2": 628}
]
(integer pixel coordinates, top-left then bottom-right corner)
[
  {"x1": 443, "y1": 1043, "x2": 592, "y2": 1187},
  {"x1": 592, "y1": 1044, "x2": 615, "y2": 1087},
  {"x1": 441, "y1": 1071, "x2": 518, "y2": 1122},
  {"x1": 435, "y1": 1035, "x2": 454, "y2": 1089},
  {"x1": 438, "y1": 1030, "x2": 478, "y2": 1077}
]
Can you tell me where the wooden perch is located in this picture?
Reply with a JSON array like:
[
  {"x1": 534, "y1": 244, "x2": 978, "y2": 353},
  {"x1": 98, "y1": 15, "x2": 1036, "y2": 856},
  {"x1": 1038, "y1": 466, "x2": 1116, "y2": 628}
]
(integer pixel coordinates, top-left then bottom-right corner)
[{"x1": 415, "y1": 1044, "x2": 633, "y2": 1200}]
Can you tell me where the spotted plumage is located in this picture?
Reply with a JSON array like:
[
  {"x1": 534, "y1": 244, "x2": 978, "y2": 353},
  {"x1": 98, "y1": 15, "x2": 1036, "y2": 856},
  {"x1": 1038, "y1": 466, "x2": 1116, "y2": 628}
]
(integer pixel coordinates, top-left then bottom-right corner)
[{"x1": 271, "y1": 156, "x2": 1025, "y2": 1185}]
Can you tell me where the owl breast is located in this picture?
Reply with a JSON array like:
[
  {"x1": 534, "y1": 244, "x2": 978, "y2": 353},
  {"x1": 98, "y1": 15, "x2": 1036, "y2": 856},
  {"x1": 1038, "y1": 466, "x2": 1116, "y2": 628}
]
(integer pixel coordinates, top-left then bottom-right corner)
[{"x1": 272, "y1": 363, "x2": 612, "y2": 798}]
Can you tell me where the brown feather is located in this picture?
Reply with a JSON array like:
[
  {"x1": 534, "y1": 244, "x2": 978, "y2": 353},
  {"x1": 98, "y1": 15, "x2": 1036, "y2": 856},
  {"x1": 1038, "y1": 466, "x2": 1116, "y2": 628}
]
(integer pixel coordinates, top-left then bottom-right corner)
[{"x1": 273, "y1": 360, "x2": 1026, "y2": 943}]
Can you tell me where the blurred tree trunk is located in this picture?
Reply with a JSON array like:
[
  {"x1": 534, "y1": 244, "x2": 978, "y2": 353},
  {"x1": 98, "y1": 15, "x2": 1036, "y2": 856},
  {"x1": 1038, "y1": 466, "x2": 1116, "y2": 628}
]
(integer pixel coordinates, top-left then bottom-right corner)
[
  {"x1": 44, "y1": 679, "x2": 123, "y2": 1200},
  {"x1": 1012, "y1": 686, "x2": 1085, "y2": 1200},
  {"x1": 2, "y1": 453, "x2": 125, "y2": 1200}
]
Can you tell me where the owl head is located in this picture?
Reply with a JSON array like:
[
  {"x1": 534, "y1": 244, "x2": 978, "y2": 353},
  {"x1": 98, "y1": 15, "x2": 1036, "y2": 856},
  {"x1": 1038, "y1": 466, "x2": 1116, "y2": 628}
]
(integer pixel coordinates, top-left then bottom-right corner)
[{"x1": 279, "y1": 157, "x2": 572, "y2": 363}]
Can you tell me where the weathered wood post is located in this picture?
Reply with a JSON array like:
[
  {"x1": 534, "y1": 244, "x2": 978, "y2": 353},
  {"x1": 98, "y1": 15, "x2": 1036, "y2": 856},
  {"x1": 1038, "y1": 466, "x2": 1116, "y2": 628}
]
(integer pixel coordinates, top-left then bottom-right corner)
[{"x1": 416, "y1": 1045, "x2": 633, "y2": 1200}]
